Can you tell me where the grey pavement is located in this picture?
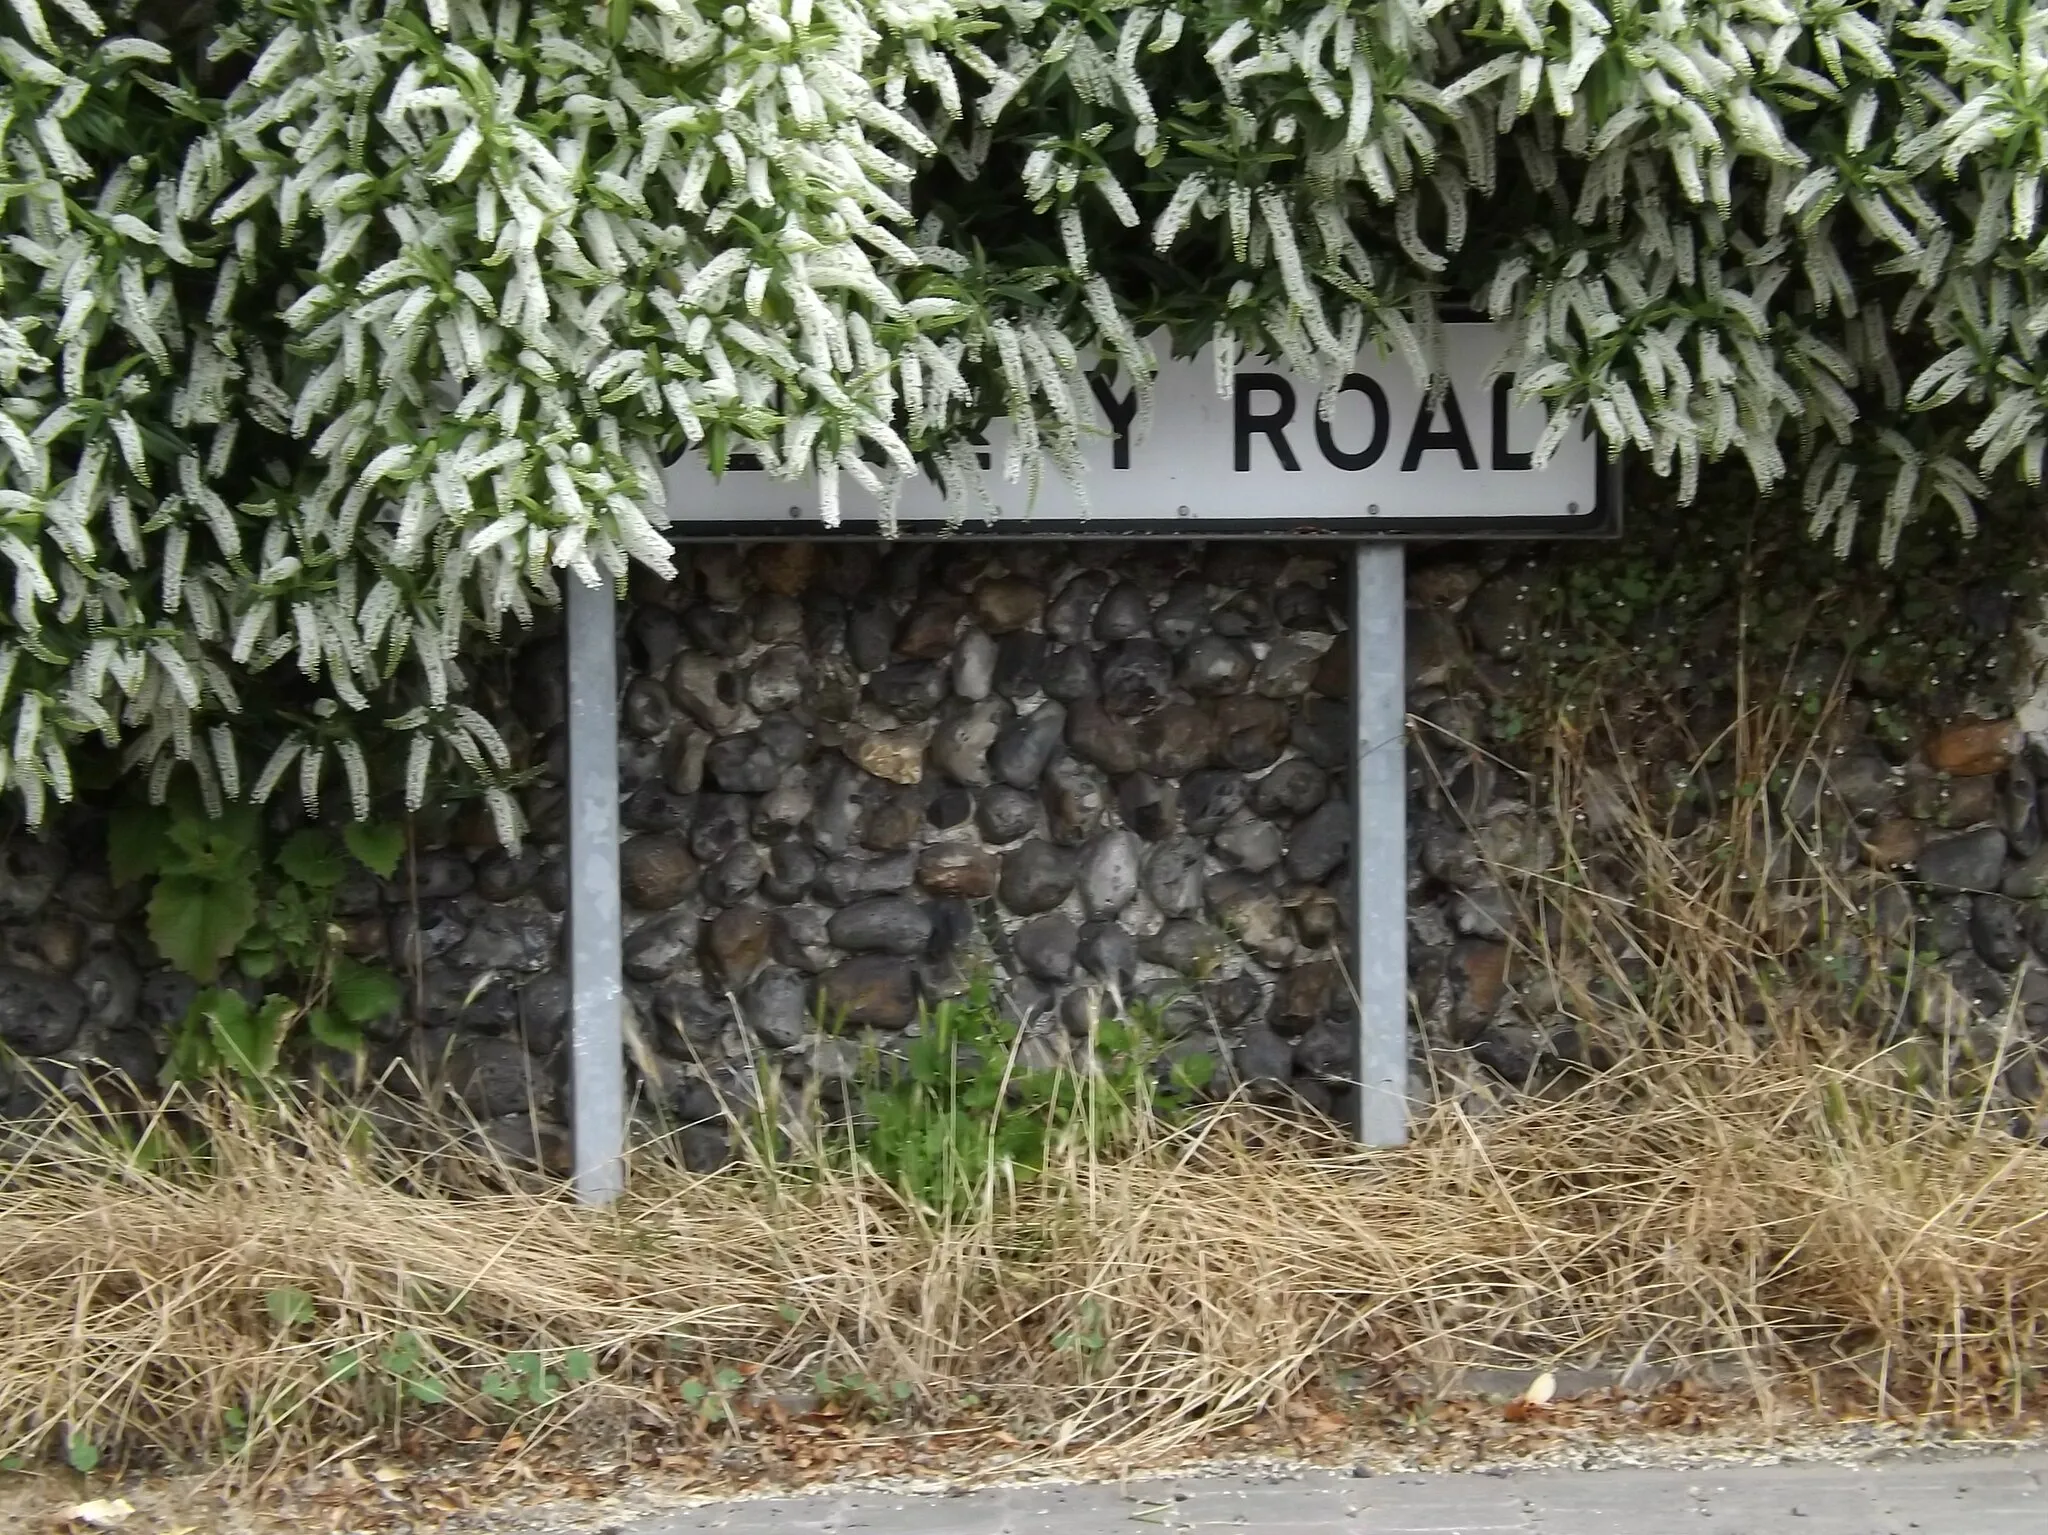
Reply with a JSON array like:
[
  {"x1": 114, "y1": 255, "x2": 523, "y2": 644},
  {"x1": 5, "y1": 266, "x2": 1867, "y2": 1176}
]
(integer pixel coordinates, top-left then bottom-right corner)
[{"x1": 610, "y1": 1453, "x2": 2048, "y2": 1535}]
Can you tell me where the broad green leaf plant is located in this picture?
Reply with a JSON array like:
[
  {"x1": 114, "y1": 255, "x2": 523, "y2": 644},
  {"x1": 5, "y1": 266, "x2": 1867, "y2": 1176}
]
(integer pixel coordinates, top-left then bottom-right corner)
[{"x1": 3, "y1": 0, "x2": 2046, "y2": 831}]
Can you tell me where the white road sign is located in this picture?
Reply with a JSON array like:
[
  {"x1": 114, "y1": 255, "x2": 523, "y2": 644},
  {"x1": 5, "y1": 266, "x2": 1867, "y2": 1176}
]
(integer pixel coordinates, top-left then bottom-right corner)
[{"x1": 662, "y1": 321, "x2": 1612, "y2": 537}]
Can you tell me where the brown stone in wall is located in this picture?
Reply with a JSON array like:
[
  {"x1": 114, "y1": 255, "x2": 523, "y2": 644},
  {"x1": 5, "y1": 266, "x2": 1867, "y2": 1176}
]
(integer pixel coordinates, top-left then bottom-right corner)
[
  {"x1": 750, "y1": 541, "x2": 820, "y2": 596},
  {"x1": 1863, "y1": 818, "x2": 1925, "y2": 872},
  {"x1": 972, "y1": 577, "x2": 1047, "y2": 633},
  {"x1": 917, "y1": 844, "x2": 1000, "y2": 900},
  {"x1": 1926, "y1": 718, "x2": 2019, "y2": 776},
  {"x1": 816, "y1": 956, "x2": 918, "y2": 1030},
  {"x1": 845, "y1": 727, "x2": 926, "y2": 786}
]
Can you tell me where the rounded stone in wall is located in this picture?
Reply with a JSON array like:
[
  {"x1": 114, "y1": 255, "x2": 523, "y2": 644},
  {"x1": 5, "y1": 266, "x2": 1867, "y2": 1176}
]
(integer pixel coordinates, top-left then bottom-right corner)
[
  {"x1": 813, "y1": 852, "x2": 915, "y2": 906},
  {"x1": 993, "y1": 631, "x2": 1048, "y2": 698},
  {"x1": 1143, "y1": 836, "x2": 1206, "y2": 917},
  {"x1": 1092, "y1": 583, "x2": 1152, "y2": 642},
  {"x1": 706, "y1": 907, "x2": 773, "y2": 985},
  {"x1": 1077, "y1": 919, "x2": 1139, "y2": 986},
  {"x1": 0, "y1": 965, "x2": 85, "y2": 1055},
  {"x1": 745, "y1": 645, "x2": 813, "y2": 714},
  {"x1": 1154, "y1": 582, "x2": 1212, "y2": 649},
  {"x1": 860, "y1": 789, "x2": 929, "y2": 853},
  {"x1": 1100, "y1": 639, "x2": 1173, "y2": 715},
  {"x1": 1141, "y1": 918, "x2": 1220, "y2": 972},
  {"x1": 74, "y1": 948, "x2": 140, "y2": 1030},
  {"x1": 1216, "y1": 816, "x2": 1284, "y2": 874},
  {"x1": 1011, "y1": 915, "x2": 1079, "y2": 982},
  {"x1": 667, "y1": 653, "x2": 745, "y2": 734},
  {"x1": 868, "y1": 660, "x2": 951, "y2": 722},
  {"x1": 952, "y1": 631, "x2": 998, "y2": 701},
  {"x1": 621, "y1": 832, "x2": 698, "y2": 910},
  {"x1": 447, "y1": 1038, "x2": 555, "y2": 1119},
  {"x1": 1136, "y1": 704, "x2": 1219, "y2": 780},
  {"x1": 1253, "y1": 758, "x2": 1329, "y2": 819},
  {"x1": 917, "y1": 844, "x2": 999, "y2": 901},
  {"x1": 976, "y1": 784, "x2": 1041, "y2": 845},
  {"x1": 763, "y1": 840, "x2": 821, "y2": 903},
  {"x1": 1284, "y1": 801, "x2": 1352, "y2": 883},
  {"x1": 828, "y1": 897, "x2": 932, "y2": 955},
  {"x1": 742, "y1": 966, "x2": 812, "y2": 1050},
  {"x1": 682, "y1": 604, "x2": 750, "y2": 659},
  {"x1": 999, "y1": 839, "x2": 1077, "y2": 915},
  {"x1": 1213, "y1": 695, "x2": 1289, "y2": 772},
  {"x1": 1253, "y1": 639, "x2": 1325, "y2": 699},
  {"x1": 991, "y1": 703, "x2": 1067, "y2": 789},
  {"x1": 1206, "y1": 871, "x2": 1292, "y2": 965},
  {"x1": 1040, "y1": 645, "x2": 1098, "y2": 702},
  {"x1": 454, "y1": 907, "x2": 558, "y2": 973},
  {"x1": 689, "y1": 795, "x2": 751, "y2": 864},
  {"x1": 1043, "y1": 754, "x2": 1109, "y2": 845},
  {"x1": 1117, "y1": 773, "x2": 1178, "y2": 841},
  {"x1": 1179, "y1": 635, "x2": 1252, "y2": 696},
  {"x1": 928, "y1": 785, "x2": 974, "y2": 829},
  {"x1": 972, "y1": 577, "x2": 1045, "y2": 634},
  {"x1": 645, "y1": 981, "x2": 727, "y2": 1052},
  {"x1": 897, "y1": 594, "x2": 967, "y2": 660},
  {"x1": 622, "y1": 676, "x2": 676, "y2": 738},
  {"x1": 1077, "y1": 830, "x2": 1142, "y2": 918},
  {"x1": 1065, "y1": 697, "x2": 1141, "y2": 777},
  {"x1": 1046, "y1": 571, "x2": 1110, "y2": 644},
  {"x1": 931, "y1": 698, "x2": 1007, "y2": 786},
  {"x1": 815, "y1": 956, "x2": 918, "y2": 1030}
]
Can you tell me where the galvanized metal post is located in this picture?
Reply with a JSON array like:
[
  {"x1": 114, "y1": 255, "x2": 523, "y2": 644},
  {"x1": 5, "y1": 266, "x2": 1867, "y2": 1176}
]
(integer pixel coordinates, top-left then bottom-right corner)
[
  {"x1": 1351, "y1": 543, "x2": 1409, "y2": 1147},
  {"x1": 565, "y1": 569, "x2": 625, "y2": 1204}
]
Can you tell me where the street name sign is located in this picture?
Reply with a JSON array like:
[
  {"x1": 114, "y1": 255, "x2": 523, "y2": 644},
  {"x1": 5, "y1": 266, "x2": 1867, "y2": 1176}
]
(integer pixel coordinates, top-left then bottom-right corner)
[{"x1": 662, "y1": 322, "x2": 1616, "y2": 537}]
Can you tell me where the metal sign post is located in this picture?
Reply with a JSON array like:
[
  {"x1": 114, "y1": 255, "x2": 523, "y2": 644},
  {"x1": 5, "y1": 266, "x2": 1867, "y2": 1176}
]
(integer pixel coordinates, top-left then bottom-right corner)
[
  {"x1": 565, "y1": 568, "x2": 626, "y2": 1205},
  {"x1": 1351, "y1": 544, "x2": 1409, "y2": 1145}
]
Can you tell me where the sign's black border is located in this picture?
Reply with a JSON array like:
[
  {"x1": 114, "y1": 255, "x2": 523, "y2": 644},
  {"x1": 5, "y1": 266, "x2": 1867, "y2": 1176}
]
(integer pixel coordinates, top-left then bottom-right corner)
[{"x1": 663, "y1": 451, "x2": 1623, "y2": 543}]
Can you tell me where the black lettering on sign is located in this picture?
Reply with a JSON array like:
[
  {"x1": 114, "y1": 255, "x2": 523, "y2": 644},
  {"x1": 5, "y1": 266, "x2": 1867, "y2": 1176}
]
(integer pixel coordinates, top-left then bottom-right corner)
[
  {"x1": 1401, "y1": 384, "x2": 1478, "y2": 471},
  {"x1": 1234, "y1": 373, "x2": 1300, "y2": 471},
  {"x1": 1088, "y1": 373, "x2": 1140, "y2": 469},
  {"x1": 1491, "y1": 376, "x2": 1532, "y2": 470},
  {"x1": 1313, "y1": 373, "x2": 1390, "y2": 471}
]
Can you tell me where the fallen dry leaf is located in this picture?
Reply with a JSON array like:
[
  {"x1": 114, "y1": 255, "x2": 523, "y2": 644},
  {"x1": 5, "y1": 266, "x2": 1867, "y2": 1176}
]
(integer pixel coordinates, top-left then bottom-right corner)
[
  {"x1": 1523, "y1": 1371, "x2": 1558, "y2": 1407},
  {"x1": 61, "y1": 1498, "x2": 135, "y2": 1529}
]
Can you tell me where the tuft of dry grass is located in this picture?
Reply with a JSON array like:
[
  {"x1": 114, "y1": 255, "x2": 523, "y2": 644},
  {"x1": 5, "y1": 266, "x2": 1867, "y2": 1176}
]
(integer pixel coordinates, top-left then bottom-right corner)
[
  {"x1": 3, "y1": 669, "x2": 2047, "y2": 1477},
  {"x1": 3, "y1": 1033, "x2": 2045, "y2": 1476}
]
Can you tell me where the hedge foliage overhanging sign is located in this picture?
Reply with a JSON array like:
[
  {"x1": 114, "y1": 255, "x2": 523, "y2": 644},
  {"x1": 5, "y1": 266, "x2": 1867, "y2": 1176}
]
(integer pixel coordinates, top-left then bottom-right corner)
[{"x1": 1, "y1": 0, "x2": 2043, "y2": 832}]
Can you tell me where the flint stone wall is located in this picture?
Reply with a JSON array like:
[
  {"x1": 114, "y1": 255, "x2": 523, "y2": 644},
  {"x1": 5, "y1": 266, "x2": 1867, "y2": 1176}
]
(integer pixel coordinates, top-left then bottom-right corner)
[{"x1": 2, "y1": 533, "x2": 2044, "y2": 1163}]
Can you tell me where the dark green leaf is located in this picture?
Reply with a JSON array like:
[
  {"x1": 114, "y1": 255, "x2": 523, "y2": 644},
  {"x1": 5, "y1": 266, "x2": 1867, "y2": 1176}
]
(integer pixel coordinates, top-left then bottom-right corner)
[
  {"x1": 333, "y1": 960, "x2": 401, "y2": 1024},
  {"x1": 307, "y1": 1007, "x2": 366, "y2": 1055},
  {"x1": 344, "y1": 823, "x2": 405, "y2": 879},
  {"x1": 147, "y1": 872, "x2": 257, "y2": 982},
  {"x1": 265, "y1": 1286, "x2": 316, "y2": 1328},
  {"x1": 322, "y1": 1348, "x2": 362, "y2": 1384},
  {"x1": 279, "y1": 828, "x2": 346, "y2": 889},
  {"x1": 480, "y1": 1369, "x2": 521, "y2": 1404},
  {"x1": 65, "y1": 1432, "x2": 99, "y2": 1474}
]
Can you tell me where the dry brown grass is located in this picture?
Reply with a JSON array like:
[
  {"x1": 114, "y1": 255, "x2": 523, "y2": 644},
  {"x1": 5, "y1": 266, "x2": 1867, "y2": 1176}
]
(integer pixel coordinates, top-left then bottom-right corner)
[
  {"x1": 4, "y1": 1030, "x2": 2045, "y2": 1476},
  {"x1": 4, "y1": 678, "x2": 2047, "y2": 1477}
]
